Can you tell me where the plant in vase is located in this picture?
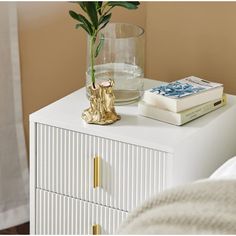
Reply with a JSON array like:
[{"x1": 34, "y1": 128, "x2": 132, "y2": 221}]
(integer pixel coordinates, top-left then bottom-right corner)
[{"x1": 69, "y1": 1, "x2": 140, "y2": 125}]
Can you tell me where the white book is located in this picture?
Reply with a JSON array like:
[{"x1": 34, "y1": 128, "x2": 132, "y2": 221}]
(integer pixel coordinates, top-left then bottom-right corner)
[
  {"x1": 143, "y1": 76, "x2": 223, "y2": 112},
  {"x1": 138, "y1": 95, "x2": 226, "y2": 126}
]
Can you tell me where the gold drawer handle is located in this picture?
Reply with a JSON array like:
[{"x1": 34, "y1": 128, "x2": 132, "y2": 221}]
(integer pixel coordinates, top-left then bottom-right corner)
[
  {"x1": 92, "y1": 224, "x2": 101, "y2": 235},
  {"x1": 93, "y1": 156, "x2": 101, "y2": 188}
]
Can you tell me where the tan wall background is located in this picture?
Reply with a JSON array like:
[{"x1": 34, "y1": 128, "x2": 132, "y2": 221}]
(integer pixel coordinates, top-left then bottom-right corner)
[
  {"x1": 17, "y1": 2, "x2": 236, "y2": 149},
  {"x1": 146, "y1": 2, "x2": 236, "y2": 94}
]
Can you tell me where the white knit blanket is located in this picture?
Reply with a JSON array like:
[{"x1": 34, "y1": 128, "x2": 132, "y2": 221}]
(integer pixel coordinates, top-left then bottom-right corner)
[{"x1": 118, "y1": 180, "x2": 236, "y2": 234}]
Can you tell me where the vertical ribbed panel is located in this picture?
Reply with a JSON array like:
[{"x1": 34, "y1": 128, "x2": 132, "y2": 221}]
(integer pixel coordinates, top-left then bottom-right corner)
[
  {"x1": 36, "y1": 123, "x2": 170, "y2": 211},
  {"x1": 36, "y1": 189, "x2": 127, "y2": 235}
]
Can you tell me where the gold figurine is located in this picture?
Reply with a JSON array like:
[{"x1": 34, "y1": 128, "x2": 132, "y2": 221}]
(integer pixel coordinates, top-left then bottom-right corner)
[{"x1": 82, "y1": 79, "x2": 121, "y2": 125}]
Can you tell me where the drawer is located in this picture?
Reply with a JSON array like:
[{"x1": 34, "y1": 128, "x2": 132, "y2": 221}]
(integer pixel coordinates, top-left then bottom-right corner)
[
  {"x1": 36, "y1": 123, "x2": 171, "y2": 211},
  {"x1": 36, "y1": 189, "x2": 127, "y2": 235}
]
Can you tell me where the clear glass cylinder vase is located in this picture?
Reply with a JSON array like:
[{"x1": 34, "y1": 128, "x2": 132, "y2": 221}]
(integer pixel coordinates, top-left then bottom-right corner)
[{"x1": 86, "y1": 23, "x2": 145, "y2": 105}]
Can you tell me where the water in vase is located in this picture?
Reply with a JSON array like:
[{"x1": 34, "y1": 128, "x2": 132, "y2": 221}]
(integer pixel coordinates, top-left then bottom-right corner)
[{"x1": 86, "y1": 63, "x2": 144, "y2": 104}]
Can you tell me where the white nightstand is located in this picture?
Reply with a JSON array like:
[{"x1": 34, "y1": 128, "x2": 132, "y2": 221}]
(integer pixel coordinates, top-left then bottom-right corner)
[{"x1": 30, "y1": 79, "x2": 236, "y2": 234}]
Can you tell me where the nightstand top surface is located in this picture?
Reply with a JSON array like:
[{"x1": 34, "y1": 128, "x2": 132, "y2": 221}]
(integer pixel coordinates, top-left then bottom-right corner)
[{"x1": 30, "y1": 79, "x2": 236, "y2": 152}]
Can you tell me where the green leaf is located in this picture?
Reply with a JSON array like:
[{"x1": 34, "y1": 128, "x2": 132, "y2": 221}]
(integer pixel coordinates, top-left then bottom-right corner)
[
  {"x1": 127, "y1": 2, "x2": 140, "y2": 6},
  {"x1": 69, "y1": 10, "x2": 79, "y2": 20},
  {"x1": 98, "y1": 13, "x2": 112, "y2": 26},
  {"x1": 78, "y1": 2, "x2": 87, "y2": 12},
  {"x1": 95, "y1": 33, "x2": 105, "y2": 58},
  {"x1": 97, "y1": 2, "x2": 103, "y2": 15},
  {"x1": 107, "y1": 1, "x2": 140, "y2": 9},
  {"x1": 75, "y1": 23, "x2": 91, "y2": 35},
  {"x1": 84, "y1": 2, "x2": 99, "y2": 29},
  {"x1": 69, "y1": 10, "x2": 93, "y2": 35}
]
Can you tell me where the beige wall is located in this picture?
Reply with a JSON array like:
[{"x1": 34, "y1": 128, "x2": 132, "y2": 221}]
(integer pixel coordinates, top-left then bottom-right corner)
[
  {"x1": 17, "y1": 2, "x2": 146, "y2": 145},
  {"x1": 18, "y1": 2, "x2": 236, "y2": 148},
  {"x1": 146, "y1": 2, "x2": 236, "y2": 94}
]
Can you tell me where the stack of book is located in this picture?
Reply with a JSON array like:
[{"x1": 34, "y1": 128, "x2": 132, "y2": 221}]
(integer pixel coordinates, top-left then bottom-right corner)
[{"x1": 138, "y1": 76, "x2": 226, "y2": 126}]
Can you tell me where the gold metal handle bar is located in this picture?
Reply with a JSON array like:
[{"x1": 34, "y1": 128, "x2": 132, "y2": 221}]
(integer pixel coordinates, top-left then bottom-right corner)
[
  {"x1": 92, "y1": 224, "x2": 101, "y2": 235},
  {"x1": 93, "y1": 156, "x2": 101, "y2": 188}
]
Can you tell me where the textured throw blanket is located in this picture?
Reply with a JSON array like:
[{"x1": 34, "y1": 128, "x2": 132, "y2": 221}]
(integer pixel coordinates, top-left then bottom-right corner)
[{"x1": 118, "y1": 180, "x2": 236, "y2": 234}]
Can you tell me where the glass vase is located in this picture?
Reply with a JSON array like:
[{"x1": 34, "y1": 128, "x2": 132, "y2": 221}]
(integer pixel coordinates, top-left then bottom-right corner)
[{"x1": 86, "y1": 23, "x2": 145, "y2": 105}]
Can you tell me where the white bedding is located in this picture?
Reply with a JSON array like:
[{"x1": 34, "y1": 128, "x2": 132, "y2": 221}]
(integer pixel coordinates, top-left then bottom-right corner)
[{"x1": 210, "y1": 156, "x2": 236, "y2": 180}]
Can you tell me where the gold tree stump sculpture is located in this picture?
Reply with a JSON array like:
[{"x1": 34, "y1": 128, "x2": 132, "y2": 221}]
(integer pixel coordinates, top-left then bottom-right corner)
[{"x1": 82, "y1": 80, "x2": 121, "y2": 125}]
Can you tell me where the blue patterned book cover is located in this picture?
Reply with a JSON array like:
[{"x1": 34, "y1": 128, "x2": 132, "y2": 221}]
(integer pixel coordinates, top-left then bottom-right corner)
[{"x1": 149, "y1": 76, "x2": 223, "y2": 99}]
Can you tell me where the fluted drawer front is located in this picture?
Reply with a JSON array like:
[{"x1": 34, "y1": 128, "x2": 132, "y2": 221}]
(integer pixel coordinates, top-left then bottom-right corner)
[
  {"x1": 36, "y1": 123, "x2": 170, "y2": 211},
  {"x1": 36, "y1": 189, "x2": 127, "y2": 235}
]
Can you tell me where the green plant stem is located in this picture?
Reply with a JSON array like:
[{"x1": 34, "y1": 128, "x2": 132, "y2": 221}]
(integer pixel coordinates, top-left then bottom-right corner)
[{"x1": 90, "y1": 35, "x2": 96, "y2": 89}]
